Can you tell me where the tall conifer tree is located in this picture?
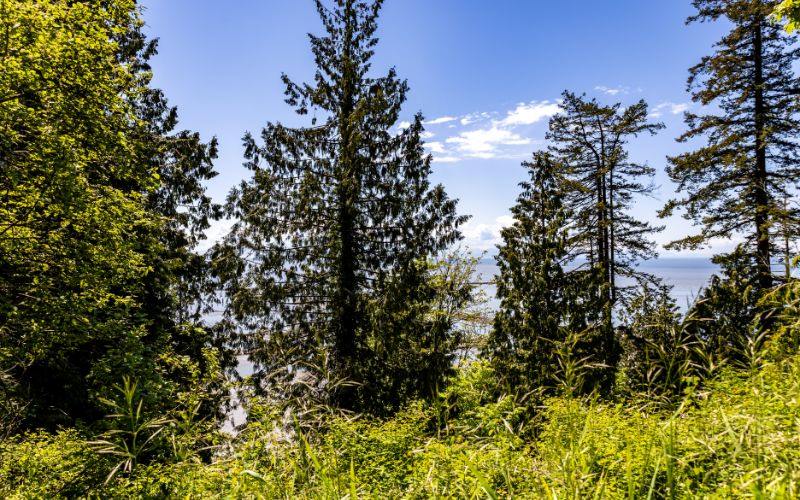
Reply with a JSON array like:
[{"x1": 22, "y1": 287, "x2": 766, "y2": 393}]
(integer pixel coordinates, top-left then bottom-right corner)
[
  {"x1": 215, "y1": 0, "x2": 465, "y2": 413},
  {"x1": 487, "y1": 153, "x2": 598, "y2": 394},
  {"x1": 546, "y1": 92, "x2": 664, "y2": 383},
  {"x1": 663, "y1": 0, "x2": 800, "y2": 291}
]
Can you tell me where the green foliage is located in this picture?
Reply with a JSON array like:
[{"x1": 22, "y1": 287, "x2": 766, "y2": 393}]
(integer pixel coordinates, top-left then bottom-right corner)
[
  {"x1": 760, "y1": 259, "x2": 800, "y2": 356},
  {"x1": 620, "y1": 284, "x2": 699, "y2": 401},
  {"x1": 7, "y1": 352, "x2": 800, "y2": 498},
  {"x1": 0, "y1": 0, "x2": 229, "y2": 430},
  {"x1": 89, "y1": 377, "x2": 171, "y2": 483},
  {"x1": 438, "y1": 360, "x2": 528, "y2": 443},
  {"x1": 3, "y1": 1, "x2": 800, "y2": 499},
  {"x1": 0, "y1": 430, "x2": 109, "y2": 498},
  {"x1": 684, "y1": 248, "x2": 764, "y2": 371},
  {"x1": 214, "y1": 0, "x2": 466, "y2": 416},
  {"x1": 545, "y1": 92, "x2": 665, "y2": 390},
  {"x1": 662, "y1": 0, "x2": 800, "y2": 291},
  {"x1": 362, "y1": 251, "x2": 485, "y2": 413},
  {"x1": 488, "y1": 153, "x2": 595, "y2": 397},
  {"x1": 0, "y1": 0, "x2": 159, "y2": 427},
  {"x1": 774, "y1": 0, "x2": 800, "y2": 32}
]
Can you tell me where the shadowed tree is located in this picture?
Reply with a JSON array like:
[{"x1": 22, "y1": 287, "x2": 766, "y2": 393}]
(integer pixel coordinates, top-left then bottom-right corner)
[
  {"x1": 487, "y1": 153, "x2": 602, "y2": 396},
  {"x1": 214, "y1": 0, "x2": 465, "y2": 414},
  {"x1": 0, "y1": 0, "x2": 229, "y2": 429}
]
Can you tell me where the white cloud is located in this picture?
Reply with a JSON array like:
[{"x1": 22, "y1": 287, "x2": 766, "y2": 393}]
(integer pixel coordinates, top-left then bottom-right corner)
[
  {"x1": 498, "y1": 101, "x2": 561, "y2": 127},
  {"x1": 650, "y1": 102, "x2": 691, "y2": 118},
  {"x1": 432, "y1": 156, "x2": 461, "y2": 164},
  {"x1": 459, "y1": 112, "x2": 492, "y2": 126},
  {"x1": 462, "y1": 215, "x2": 515, "y2": 251},
  {"x1": 425, "y1": 116, "x2": 457, "y2": 125},
  {"x1": 421, "y1": 131, "x2": 435, "y2": 139},
  {"x1": 419, "y1": 99, "x2": 559, "y2": 162},
  {"x1": 446, "y1": 126, "x2": 531, "y2": 158},
  {"x1": 669, "y1": 103, "x2": 690, "y2": 114},
  {"x1": 595, "y1": 85, "x2": 630, "y2": 96},
  {"x1": 397, "y1": 121, "x2": 411, "y2": 130},
  {"x1": 425, "y1": 141, "x2": 462, "y2": 163}
]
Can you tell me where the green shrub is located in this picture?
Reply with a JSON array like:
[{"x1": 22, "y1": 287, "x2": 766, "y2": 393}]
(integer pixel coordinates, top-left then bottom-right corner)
[
  {"x1": 4, "y1": 354, "x2": 800, "y2": 498},
  {"x1": 0, "y1": 429, "x2": 108, "y2": 498}
]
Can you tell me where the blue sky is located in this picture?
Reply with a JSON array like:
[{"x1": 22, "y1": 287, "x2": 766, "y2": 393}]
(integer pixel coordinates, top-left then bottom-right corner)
[{"x1": 140, "y1": 0, "x2": 734, "y2": 257}]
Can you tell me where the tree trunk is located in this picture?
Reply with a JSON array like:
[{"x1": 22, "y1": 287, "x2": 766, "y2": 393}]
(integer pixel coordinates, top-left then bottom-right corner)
[
  {"x1": 752, "y1": 18, "x2": 773, "y2": 291},
  {"x1": 334, "y1": 2, "x2": 359, "y2": 409}
]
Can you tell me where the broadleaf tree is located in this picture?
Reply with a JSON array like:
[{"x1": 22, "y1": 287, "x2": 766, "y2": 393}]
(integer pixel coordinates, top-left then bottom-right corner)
[{"x1": 0, "y1": 0, "x2": 228, "y2": 429}]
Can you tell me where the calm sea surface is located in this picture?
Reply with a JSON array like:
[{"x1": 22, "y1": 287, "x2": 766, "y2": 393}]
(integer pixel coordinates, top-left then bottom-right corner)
[{"x1": 475, "y1": 257, "x2": 720, "y2": 311}]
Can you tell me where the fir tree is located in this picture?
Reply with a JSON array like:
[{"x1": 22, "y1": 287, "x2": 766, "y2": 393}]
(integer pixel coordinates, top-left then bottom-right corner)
[
  {"x1": 487, "y1": 153, "x2": 598, "y2": 395},
  {"x1": 546, "y1": 92, "x2": 664, "y2": 384},
  {"x1": 662, "y1": 0, "x2": 800, "y2": 291},
  {"x1": 214, "y1": 0, "x2": 465, "y2": 414}
]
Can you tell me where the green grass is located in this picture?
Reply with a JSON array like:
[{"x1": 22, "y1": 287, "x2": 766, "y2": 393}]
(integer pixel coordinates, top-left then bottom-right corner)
[{"x1": 3, "y1": 355, "x2": 800, "y2": 498}]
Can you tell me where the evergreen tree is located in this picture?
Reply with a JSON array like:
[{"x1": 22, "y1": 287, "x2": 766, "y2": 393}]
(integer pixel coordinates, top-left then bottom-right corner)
[
  {"x1": 620, "y1": 283, "x2": 691, "y2": 399},
  {"x1": 214, "y1": 0, "x2": 465, "y2": 414},
  {"x1": 487, "y1": 153, "x2": 598, "y2": 395},
  {"x1": 546, "y1": 92, "x2": 664, "y2": 385},
  {"x1": 684, "y1": 246, "x2": 762, "y2": 367},
  {"x1": 662, "y1": 0, "x2": 800, "y2": 291}
]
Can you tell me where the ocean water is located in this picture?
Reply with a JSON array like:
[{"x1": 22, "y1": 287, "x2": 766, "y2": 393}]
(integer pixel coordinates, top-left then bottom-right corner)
[{"x1": 475, "y1": 257, "x2": 720, "y2": 311}]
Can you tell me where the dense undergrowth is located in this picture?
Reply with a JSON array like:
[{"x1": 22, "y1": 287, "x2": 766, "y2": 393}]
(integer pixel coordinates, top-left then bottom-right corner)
[{"x1": 2, "y1": 352, "x2": 800, "y2": 499}]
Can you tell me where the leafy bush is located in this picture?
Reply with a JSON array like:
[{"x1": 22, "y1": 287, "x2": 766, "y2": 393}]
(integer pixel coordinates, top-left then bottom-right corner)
[
  {"x1": 0, "y1": 430, "x2": 108, "y2": 498},
  {"x1": 3, "y1": 353, "x2": 800, "y2": 498}
]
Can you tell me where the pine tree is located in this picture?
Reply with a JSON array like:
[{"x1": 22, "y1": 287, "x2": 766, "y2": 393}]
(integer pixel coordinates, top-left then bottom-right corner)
[
  {"x1": 662, "y1": 0, "x2": 800, "y2": 291},
  {"x1": 214, "y1": 0, "x2": 465, "y2": 414},
  {"x1": 546, "y1": 92, "x2": 664, "y2": 383},
  {"x1": 487, "y1": 153, "x2": 598, "y2": 395}
]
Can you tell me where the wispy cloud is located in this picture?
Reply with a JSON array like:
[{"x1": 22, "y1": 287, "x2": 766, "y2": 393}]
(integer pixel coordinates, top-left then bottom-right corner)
[
  {"x1": 425, "y1": 116, "x2": 458, "y2": 125},
  {"x1": 650, "y1": 101, "x2": 691, "y2": 118},
  {"x1": 595, "y1": 85, "x2": 631, "y2": 96},
  {"x1": 416, "y1": 99, "x2": 560, "y2": 163},
  {"x1": 498, "y1": 101, "x2": 561, "y2": 127},
  {"x1": 446, "y1": 127, "x2": 530, "y2": 159},
  {"x1": 426, "y1": 141, "x2": 446, "y2": 154},
  {"x1": 459, "y1": 112, "x2": 492, "y2": 126},
  {"x1": 432, "y1": 156, "x2": 461, "y2": 164}
]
